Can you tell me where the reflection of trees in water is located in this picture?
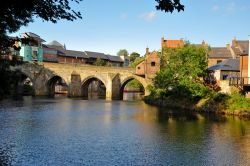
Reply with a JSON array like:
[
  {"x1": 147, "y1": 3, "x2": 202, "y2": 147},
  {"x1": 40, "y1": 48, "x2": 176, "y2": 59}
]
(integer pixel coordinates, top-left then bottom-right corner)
[{"x1": 88, "y1": 80, "x2": 106, "y2": 99}]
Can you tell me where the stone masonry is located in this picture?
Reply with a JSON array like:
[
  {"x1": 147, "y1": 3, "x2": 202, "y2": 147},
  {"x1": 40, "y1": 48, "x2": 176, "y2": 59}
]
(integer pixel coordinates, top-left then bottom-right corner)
[{"x1": 11, "y1": 62, "x2": 151, "y2": 100}]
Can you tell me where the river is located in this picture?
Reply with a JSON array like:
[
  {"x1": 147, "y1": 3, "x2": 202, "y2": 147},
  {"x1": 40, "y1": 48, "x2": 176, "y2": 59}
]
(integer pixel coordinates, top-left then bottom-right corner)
[{"x1": 0, "y1": 96, "x2": 250, "y2": 166}]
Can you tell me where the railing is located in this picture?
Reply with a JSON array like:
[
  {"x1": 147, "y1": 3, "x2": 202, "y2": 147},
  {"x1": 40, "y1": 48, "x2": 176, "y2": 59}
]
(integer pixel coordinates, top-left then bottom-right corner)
[{"x1": 229, "y1": 77, "x2": 250, "y2": 86}]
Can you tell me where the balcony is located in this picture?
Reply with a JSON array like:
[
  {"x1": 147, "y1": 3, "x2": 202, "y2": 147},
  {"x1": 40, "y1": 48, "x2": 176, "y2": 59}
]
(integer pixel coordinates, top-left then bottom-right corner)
[{"x1": 229, "y1": 77, "x2": 250, "y2": 86}]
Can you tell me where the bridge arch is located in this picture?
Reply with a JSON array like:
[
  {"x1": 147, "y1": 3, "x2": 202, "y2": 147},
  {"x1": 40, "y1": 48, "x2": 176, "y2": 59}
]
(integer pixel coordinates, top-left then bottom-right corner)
[
  {"x1": 47, "y1": 75, "x2": 68, "y2": 97},
  {"x1": 13, "y1": 70, "x2": 35, "y2": 96},
  {"x1": 81, "y1": 76, "x2": 107, "y2": 99},
  {"x1": 120, "y1": 76, "x2": 147, "y2": 100}
]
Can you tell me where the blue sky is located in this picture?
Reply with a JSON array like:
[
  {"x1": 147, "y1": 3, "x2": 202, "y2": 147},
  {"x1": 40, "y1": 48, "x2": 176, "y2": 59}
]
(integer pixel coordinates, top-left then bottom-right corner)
[{"x1": 10, "y1": 0, "x2": 250, "y2": 56}]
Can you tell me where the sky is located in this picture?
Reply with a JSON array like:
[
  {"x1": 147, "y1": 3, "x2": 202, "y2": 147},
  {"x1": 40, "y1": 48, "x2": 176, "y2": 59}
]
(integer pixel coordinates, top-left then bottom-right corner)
[{"x1": 10, "y1": 0, "x2": 250, "y2": 56}]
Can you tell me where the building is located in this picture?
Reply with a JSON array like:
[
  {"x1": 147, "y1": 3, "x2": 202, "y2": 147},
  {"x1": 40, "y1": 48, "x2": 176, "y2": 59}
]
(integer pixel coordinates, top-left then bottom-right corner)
[
  {"x1": 9, "y1": 32, "x2": 128, "y2": 67},
  {"x1": 135, "y1": 37, "x2": 184, "y2": 79},
  {"x1": 19, "y1": 32, "x2": 45, "y2": 62},
  {"x1": 208, "y1": 44, "x2": 235, "y2": 68},
  {"x1": 208, "y1": 58, "x2": 240, "y2": 81},
  {"x1": 44, "y1": 41, "x2": 88, "y2": 64},
  {"x1": 161, "y1": 37, "x2": 184, "y2": 48},
  {"x1": 44, "y1": 40, "x2": 126, "y2": 67},
  {"x1": 135, "y1": 47, "x2": 160, "y2": 79},
  {"x1": 231, "y1": 38, "x2": 249, "y2": 78}
]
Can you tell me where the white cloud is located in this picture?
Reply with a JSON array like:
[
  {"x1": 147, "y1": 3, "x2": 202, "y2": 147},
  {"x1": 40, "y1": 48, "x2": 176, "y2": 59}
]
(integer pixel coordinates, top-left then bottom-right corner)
[
  {"x1": 139, "y1": 11, "x2": 156, "y2": 22},
  {"x1": 212, "y1": 5, "x2": 219, "y2": 11}
]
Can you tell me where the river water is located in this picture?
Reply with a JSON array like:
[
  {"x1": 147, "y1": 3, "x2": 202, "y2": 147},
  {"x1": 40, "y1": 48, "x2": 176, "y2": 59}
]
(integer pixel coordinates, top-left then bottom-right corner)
[{"x1": 0, "y1": 97, "x2": 250, "y2": 166}]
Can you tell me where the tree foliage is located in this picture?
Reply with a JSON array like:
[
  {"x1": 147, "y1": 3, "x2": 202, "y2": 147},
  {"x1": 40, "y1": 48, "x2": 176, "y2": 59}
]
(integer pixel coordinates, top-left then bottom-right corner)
[
  {"x1": 126, "y1": 80, "x2": 144, "y2": 91},
  {"x1": 0, "y1": 0, "x2": 82, "y2": 51},
  {"x1": 155, "y1": 0, "x2": 184, "y2": 13},
  {"x1": 152, "y1": 43, "x2": 209, "y2": 101},
  {"x1": 93, "y1": 57, "x2": 107, "y2": 66},
  {"x1": 117, "y1": 49, "x2": 129, "y2": 57},
  {"x1": 129, "y1": 52, "x2": 140, "y2": 62},
  {"x1": 129, "y1": 57, "x2": 145, "y2": 68},
  {"x1": 0, "y1": 0, "x2": 184, "y2": 52}
]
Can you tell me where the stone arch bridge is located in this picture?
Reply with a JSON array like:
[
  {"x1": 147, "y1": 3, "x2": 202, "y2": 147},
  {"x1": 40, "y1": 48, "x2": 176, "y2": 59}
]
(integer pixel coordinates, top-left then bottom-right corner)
[{"x1": 11, "y1": 62, "x2": 151, "y2": 100}]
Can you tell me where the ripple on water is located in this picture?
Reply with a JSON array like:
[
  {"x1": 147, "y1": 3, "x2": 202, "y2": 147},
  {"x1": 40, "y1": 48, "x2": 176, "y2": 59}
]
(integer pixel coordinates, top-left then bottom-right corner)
[{"x1": 0, "y1": 97, "x2": 250, "y2": 165}]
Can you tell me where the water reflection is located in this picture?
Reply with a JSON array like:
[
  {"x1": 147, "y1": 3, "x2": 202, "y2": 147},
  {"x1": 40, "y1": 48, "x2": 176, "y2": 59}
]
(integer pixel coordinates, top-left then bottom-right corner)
[
  {"x1": 123, "y1": 92, "x2": 143, "y2": 101},
  {"x1": 0, "y1": 98, "x2": 250, "y2": 165}
]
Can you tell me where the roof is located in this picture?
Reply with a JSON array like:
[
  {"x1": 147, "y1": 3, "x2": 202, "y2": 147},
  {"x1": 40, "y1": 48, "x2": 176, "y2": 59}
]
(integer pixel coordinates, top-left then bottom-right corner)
[
  {"x1": 106, "y1": 55, "x2": 123, "y2": 62},
  {"x1": 162, "y1": 40, "x2": 184, "y2": 48},
  {"x1": 208, "y1": 58, "x2": 240, "y2": 71},
  {"x1": 209, "y1": 47, "x2": 232, "y2": 58},
  {"x1": 44, "y1": 44, "x2": 124, "y2": 62},
  {"x1": 21, "y1": 32, "x2": 46, "y2": 42},
  {"x1": 43, "y1": 45, "x2": 88, "y2": 58},
  {"x1": 237, "y1": 40, "x2": 249, "y2": 54},
  {"x1": 84, "y1": 51, "x2": 109, "y2": 60},
  {"x1": 231, "y1": 40, "x2": 249, "y2": 56},
  {"x1": 47, "y1": 40, "x2": 65, "y2": 49},
  {"x1": 62, "y1": 50, "x2": 89, "y2": 59}
]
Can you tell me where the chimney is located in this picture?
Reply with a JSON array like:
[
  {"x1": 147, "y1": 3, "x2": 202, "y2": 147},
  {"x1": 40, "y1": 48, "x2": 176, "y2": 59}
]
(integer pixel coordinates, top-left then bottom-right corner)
[
  {"x1": 227, "y1": 42, "x2": 236, "y2": 59},
  {"x1": 146, "y1": 47, "x2": 149, "y2": 55},
  {"x1": 202, "y1": 40, "x2": 205, "y2": 45},
  {"x1": 161, "y1": 36, "x2": 165, "y2": 48},
  {"x1": 232, "y1": 37, "x2": 237, "y2": 47}
]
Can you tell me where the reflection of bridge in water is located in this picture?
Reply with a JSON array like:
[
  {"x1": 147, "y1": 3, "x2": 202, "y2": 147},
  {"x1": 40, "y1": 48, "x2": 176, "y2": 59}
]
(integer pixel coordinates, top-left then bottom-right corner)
[{"x1": 12, "y1": 62, "x2": 151, "y2": 100}]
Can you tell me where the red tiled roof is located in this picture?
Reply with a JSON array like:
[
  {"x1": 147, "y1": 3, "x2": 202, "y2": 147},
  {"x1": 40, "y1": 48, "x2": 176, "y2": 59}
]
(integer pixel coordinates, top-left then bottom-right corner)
[{"x1": 162, "y1": 40, "x2": 184, "y2": 48}]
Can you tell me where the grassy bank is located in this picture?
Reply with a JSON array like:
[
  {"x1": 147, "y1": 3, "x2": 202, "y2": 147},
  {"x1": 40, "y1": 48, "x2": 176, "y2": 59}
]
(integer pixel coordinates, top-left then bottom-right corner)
[{"x1": 144, "y1": 92, "x2": 250, "y2": 119}]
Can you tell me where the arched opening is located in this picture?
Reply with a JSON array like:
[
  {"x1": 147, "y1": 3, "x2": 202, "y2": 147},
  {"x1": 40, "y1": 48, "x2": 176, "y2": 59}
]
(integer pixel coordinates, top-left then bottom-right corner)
[
  {"x1": 81, "y1": 77, "x2": 106, "y2": 100},
  {"x1": 120, "y1": 78, "x2": 145, "y2": 101},
  {"x1": 47, "y1": 76, "x2": 68, "y2": 97},
  {"x1": 14, "y1": 71, "x2": 34, "y2": 96}
]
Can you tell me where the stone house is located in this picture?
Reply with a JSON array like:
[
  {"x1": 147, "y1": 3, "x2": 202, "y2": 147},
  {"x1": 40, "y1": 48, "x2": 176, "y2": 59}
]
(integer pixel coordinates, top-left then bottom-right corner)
[
  {"x1": 207, "y1": 58, "x2": 240, "y2": 94},
  {"x1": 135, "y1": 37, "x2": 184, "y2": 79},
  {"x1": 161, "y1": 37, "x2": 184, "y2": 48},
  {"x1": 231, "y1": 38, "x2": 249, "y2": 78},
  {"x1": 208, "y1": 45, "x2": 235, "y2": 68},
  {"x1": 208, "y1": 58, "x2": 240, "y2": 81}
]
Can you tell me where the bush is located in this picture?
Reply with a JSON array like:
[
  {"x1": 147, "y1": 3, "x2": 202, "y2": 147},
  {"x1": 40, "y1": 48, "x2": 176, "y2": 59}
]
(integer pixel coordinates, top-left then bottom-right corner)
[{"x1": 226, "y1": 93, "x2": 250, "y2": 112}]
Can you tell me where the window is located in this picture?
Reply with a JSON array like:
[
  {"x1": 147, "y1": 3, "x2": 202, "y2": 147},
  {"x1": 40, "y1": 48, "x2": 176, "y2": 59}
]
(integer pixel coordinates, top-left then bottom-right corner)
[
  {"x1": 32, "y1": 50, "x2": 38, "y2": 60},
  {"x1": 217, "y1": 60, "x2": 222, "y2": 64},
  {"x1": 137, "y1": 67, "x2": 141, "y2": 70},
  {"x1": 151, "y1": 62, "x2": 156, "y2": 66},
  {"x1": 124, "y1": 59, "x2": 129, "y2": 66}
]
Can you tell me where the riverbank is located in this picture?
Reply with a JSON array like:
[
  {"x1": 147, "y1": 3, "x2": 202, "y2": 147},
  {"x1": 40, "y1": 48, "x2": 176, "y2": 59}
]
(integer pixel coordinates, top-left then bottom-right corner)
[{"x1": 144, "y1": 93, "x2": 250, "y2": 120}]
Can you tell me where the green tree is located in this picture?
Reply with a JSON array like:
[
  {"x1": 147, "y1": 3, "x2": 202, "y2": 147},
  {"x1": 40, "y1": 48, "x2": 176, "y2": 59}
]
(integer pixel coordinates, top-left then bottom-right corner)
[
  {"x1": 0, "y1": 0, "x2": 82, "y2": 52},
  {"x1": 126, "y1": 80, "x2": 144, "y2": 91},
  {"x1": 93, "y1": 57, "x2": 107, "y2": 66},
  {"x1": 129, "y1": 57, "x2": 145, "y2": 68},
  {"x1": 117, "y1": 49, "x2": 129, "y2": 57},
  {"x1": 153, "y1": 43, "x2": 209, "y2": 101},
  {"x1": 129, "y1": 52, "x2": 140, "y2": 62}
]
